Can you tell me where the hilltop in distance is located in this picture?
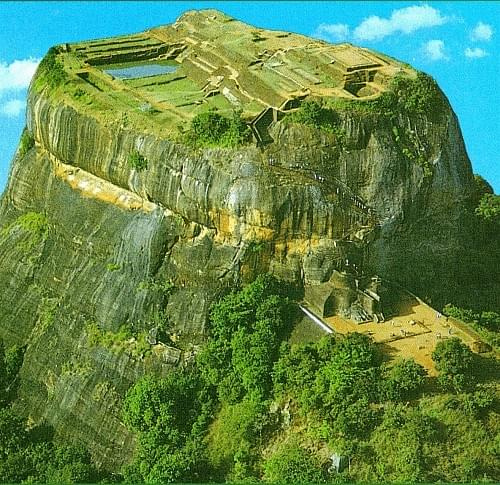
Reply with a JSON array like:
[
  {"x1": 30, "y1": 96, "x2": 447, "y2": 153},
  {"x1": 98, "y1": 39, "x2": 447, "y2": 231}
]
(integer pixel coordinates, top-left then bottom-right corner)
[{"x1": 0, "y1": 9, "x2": 498, "y2": 483}]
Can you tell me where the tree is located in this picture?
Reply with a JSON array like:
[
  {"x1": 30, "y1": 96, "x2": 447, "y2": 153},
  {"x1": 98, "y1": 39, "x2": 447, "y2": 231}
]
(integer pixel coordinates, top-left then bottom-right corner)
[
  {"x1": 198, "y1": 274, "x2": 295, "y2": 401},
  {"x1": 34, "y1": 46, "x2": 67, "y2": 89},
  {"x1": 0, "y1": 340, "x2": 25, "y2": 406},
  {"x1": 473, "y1": 174, "x2": 494, "y2": 203},
  {"x1": 432, "y1": 338, "x2": 474, "y2": 392},
  {"x1": 383, "y1": 358, "x2": 427, "y2": 401},
  {"x1": 0, "y1": 342, "x2": 6, "y2": 402},
  {"x1": 313, "y1": 333, "x2": 381, "y2": 408},
  {"x1": 0, "y1": 341, "x2": 99, "y2": 483},
  {"x1": 308, "y1": 333, "x2": 382, "y2": 439},
  {"x1": 34, "y1": 443, "x2": 98, "y2": 484},
  {"x1": 272, "y1": 340, "x2": 322, "y2": 406},
  {"x1": 123, "y1": 371, "x2": 204, "y2": 440},
  {"x1": 18, "y1": 128, "x2": 35, "y2": 157},
  {"x1": 475, "y1": 193, "x2": 500, "y2": 221},
  {"x1": 0, "y1": 408, "x2": 28, "y2": 462},
  {"x1": 479, "y1": 311, "x2": 500, "y2": 331},
  {"x1": 122, "y1": 370, "x2": 215, "y2": 483}
]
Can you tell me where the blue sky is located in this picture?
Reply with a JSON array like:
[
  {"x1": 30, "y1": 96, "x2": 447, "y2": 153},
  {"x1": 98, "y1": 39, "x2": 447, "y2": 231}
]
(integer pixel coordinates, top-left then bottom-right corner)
[{"x1": 0, "y1": 1, "x2": 498, "y2": 192}]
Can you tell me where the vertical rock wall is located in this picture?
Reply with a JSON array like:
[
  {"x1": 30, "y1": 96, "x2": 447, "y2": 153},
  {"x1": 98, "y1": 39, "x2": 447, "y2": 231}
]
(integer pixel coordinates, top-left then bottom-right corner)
[{"x1": 0, "y1": 76, "x2": 476, "y2": 469}]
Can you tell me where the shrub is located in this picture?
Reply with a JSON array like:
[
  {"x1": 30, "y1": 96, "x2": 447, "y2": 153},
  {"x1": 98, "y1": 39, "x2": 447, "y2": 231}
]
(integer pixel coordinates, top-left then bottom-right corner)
[
  {"x1": 105, "y1": 262, "x2": 121, "y2": 271},
  {"x1": 16, "y1": 212, "x2": 49, "y2": 240},
  {"x1": 248, "y1": 241, "x2": 265, "y2": 253},
  {"x1": 284, "y1": 100, "x2": 345, "y2": 142},
  {"x1": 443, "y1": 303, "x2": 478, "y2": 323},
  {"x1": 72, "y1": 88, "x2": 86, "y2": 99},
  {"x1": 85, "y1": 322, "x2": 151, "y2": 359},
  {"x1": 137, "y1": 278, "x2": 174, "y2": 295},
  {"x1": 128, "y1": 150, "x2": 148, "y2": 171},
  {"x1": 186, "y1": 110, "x2": 251, "y2": 148},
  {"x1": 1, "y1": 212, "x2": 50, "y2": 255},
  {"x1": 35, "y1": 46, "x2": 67, "y2": 89},
  {"x1": 375, "y1": 71, "x2": 445, "y2": 122},
  {"x1": 286, "y1": 100, "x2": 331, "y2": 126},
  {"x1": 263, "y1": 440, "x2": 325, "y2": 483},
  {"x1": 18, "y1": 128, "x2": 34, "y2": 157}
]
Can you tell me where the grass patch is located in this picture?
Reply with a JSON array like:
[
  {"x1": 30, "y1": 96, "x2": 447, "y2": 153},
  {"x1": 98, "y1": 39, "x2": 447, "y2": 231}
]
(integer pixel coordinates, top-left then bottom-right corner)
[
  {"x1": 86, "y1": 322, "x2": 151, "y2": 359},
  {"x1": 128, "y1": 150, "x2": 148, "y2": 171},
  {"x1": 106, "y1": 262, "x2": 121, "y2": 271},
  {"x1": 32, "y1": 296, "x2": 60, "y2": 340},
  {"x1": 1, "y1": 212, "x2": 50, "y2": 254}
]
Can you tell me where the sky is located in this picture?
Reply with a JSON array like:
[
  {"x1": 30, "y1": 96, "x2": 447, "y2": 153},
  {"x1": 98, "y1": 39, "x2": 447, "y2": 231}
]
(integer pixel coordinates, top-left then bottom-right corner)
[{"x1": 0, "y1": 1, "x2": 498, "y2": 192}]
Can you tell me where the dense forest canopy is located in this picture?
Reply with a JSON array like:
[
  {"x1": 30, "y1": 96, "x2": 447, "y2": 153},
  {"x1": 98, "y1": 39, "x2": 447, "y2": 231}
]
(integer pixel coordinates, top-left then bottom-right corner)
[{"x1": 3, "y1": 275, "x2": 497, "y2": 483}]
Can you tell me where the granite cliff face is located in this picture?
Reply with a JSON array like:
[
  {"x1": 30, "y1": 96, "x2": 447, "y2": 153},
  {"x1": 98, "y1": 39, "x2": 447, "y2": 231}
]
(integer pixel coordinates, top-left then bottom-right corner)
[{"x1": 0, "y1": 10, "x2": 477, "y2": 470}]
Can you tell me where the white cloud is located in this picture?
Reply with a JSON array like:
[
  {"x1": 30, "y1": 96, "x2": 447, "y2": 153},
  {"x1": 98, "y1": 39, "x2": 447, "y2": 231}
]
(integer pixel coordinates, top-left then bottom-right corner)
[
  {"x1": 464, "y1": 47, "x2": 488, "y2": 58},
  {"x1": 422, "y1": 40, "x2": 448, "y2": 61},
  {"x1": 0, "y1": 99, "x2": 25, "y2": 117},
  {"x1": 470, "y1": 22, "x2": 493, "y2": 41},
  {"x1": 0, "y1": 58, "x2": 40, "y2": 93},
  {"x1": 314, "y1": 23, "x2": 350, "y2": 42},
  {"x1": 354, "y1": 4, "x2": 449, "y2": 41}
]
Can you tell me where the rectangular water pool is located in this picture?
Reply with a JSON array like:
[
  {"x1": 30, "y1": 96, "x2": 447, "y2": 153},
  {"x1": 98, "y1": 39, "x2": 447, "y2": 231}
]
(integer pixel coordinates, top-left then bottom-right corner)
[{"x1": 104, "y1": 62, "x2": 178, "y2": 80}]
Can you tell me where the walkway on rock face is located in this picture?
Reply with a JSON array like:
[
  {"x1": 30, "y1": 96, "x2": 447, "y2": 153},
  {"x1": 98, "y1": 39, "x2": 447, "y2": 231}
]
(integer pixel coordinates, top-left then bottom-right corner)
[
  {"x1": 275, "y1": 163, "x2": 377, "y2": 228},
  {"x1": 299, "y1": 304, "x2": 333, "y2": 334}
]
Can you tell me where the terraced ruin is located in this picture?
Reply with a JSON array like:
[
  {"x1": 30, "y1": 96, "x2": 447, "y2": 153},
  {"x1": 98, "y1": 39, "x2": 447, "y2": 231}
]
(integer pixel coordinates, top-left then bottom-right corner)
[{"x1": 54, "y1": 9, "x2": 408, "y2": 143}]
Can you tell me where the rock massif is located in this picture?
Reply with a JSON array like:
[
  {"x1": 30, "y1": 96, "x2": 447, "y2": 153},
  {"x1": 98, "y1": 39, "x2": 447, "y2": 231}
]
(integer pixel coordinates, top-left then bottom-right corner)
[{"x1": 0, "y1": 10, "x2": 477, "y2": 470}]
